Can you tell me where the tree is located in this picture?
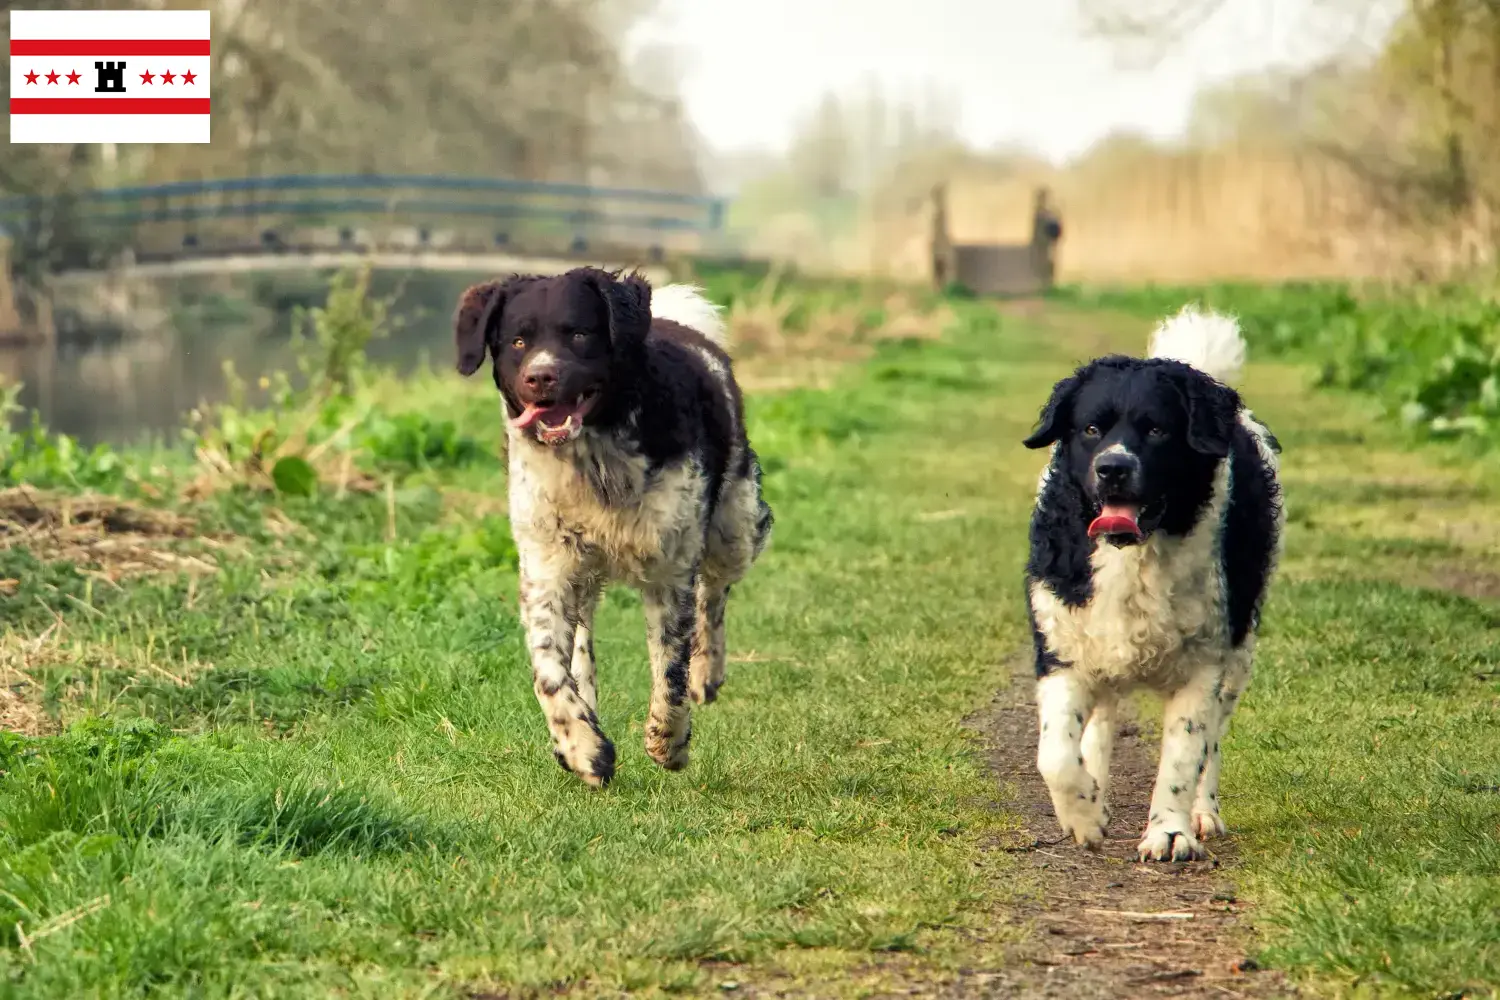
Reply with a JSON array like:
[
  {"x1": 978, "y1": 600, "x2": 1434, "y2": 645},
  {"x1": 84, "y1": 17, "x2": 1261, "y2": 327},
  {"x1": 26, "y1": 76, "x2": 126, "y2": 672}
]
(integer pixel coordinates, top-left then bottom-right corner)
[
  {"x1": 1080, "y1": 0, "x2": 1500, "y2": 223},
  {"x1": 1, "y1": 0, "x2": 705, "y2": 294}
]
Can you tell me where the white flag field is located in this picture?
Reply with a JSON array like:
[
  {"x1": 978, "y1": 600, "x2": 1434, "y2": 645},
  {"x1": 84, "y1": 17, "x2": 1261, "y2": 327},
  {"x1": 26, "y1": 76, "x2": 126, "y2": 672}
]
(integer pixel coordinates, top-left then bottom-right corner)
[{"x1": 9, "y1": 9, "x2": 210, "y2": 144}]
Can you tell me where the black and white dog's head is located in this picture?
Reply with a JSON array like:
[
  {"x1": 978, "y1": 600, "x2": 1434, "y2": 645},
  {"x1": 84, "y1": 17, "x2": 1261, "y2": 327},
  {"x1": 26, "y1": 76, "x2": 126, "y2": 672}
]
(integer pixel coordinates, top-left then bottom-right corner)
[
  {"x1": 1023, "y1": 356, "x2": 1240, "y2": 544},
  {"x1": 454, "y1": 267, "x2": 651, "y2": 446}
]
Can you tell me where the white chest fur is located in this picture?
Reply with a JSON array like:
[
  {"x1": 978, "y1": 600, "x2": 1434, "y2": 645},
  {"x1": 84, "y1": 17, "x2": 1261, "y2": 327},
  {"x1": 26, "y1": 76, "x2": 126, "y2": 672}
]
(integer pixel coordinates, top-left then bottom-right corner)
[
  {"x1": 1031, "y1": 463, "x2": 1230, "y2": 689},
  {"x1": 507, "y1": 428, "x2": 707, "y2": 586}
]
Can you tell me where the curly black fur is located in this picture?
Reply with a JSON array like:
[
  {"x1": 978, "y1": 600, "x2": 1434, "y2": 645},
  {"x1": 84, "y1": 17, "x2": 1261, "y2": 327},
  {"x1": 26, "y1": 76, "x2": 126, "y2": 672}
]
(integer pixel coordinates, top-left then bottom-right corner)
[
  {"x1": 1222, "y1": 422, "x2": 1283, "y2": 646},
  {"x1": 1022, "y1": 354, "x2": 1282, "y2": 676}
]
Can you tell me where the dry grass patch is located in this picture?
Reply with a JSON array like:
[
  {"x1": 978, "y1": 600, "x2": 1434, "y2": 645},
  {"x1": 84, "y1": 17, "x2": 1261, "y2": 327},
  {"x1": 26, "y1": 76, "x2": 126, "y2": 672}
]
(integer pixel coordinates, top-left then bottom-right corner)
[
  {"x1": 0, "y1": 489, "x2": 243, "y2": 736},
  {"x1": 0, "y1": 616, "x2": 216, "y2": 736},
  {"x1": 0, "y1": 627, "x2": 58, "y2": 736},
  {"x1": 725, "y1": 272, "x2": 956, "y2": 392},
  {"x1": 0, "y1": 488, "x2": 231, "y2": 582}
]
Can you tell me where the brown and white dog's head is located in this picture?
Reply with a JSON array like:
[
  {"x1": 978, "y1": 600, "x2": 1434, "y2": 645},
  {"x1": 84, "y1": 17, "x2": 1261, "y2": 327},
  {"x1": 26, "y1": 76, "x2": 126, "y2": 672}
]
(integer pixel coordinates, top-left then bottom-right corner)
[{"x1": 454, "y1": 268, "x2": 651, "y2": 446}]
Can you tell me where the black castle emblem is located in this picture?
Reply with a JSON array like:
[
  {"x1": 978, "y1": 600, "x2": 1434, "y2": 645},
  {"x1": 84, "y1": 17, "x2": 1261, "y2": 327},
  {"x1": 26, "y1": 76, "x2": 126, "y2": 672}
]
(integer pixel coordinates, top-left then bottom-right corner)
[{"x1": 94, "y1": 61, "x2": 127, "y2": 93}]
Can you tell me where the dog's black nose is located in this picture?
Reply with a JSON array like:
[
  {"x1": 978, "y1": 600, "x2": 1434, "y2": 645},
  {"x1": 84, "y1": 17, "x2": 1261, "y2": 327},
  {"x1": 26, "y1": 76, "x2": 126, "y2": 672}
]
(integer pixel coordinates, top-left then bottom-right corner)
[
  {"x1": 1094, "y1": 452, "x2": 1138, "y2": 488},
  {"x1": 523, "y1": 365, "x2": 559, "y2": 394}
]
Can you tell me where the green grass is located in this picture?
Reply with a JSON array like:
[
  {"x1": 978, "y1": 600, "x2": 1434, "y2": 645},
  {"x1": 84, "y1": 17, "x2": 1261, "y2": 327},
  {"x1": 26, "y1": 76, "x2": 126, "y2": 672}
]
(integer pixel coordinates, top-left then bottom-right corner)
[
  {"x1": 1233, "y1": 576, "x2": 1500, "y2": 997},
  {"x1": 1210, "y1": 356, "x2": 1500, "y2": 999},
  {"x1": 4, "y1": 271, "x2": 1500, "y2": 996},
  {"x1": 0, "y1": 286, "x2": 1044, "y2": 996},
  {"x1": 1054, "y1": 278, "x2": 1500, "y2": 447}
]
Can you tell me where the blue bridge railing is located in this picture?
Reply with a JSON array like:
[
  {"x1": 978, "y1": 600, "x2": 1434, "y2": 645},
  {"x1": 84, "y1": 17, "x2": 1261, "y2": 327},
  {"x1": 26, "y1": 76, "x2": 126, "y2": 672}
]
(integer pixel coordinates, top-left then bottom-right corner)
[{"x1": 0, "y1": 174, "x2": 733, "y2": 269}]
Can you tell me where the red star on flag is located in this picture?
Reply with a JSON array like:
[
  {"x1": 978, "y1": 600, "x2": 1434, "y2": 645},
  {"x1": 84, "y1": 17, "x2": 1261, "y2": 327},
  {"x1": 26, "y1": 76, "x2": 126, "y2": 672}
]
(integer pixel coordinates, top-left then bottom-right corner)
[
  {"x1": 66, "y1": 70, "x2": 81, "y2": 85},
  {"x1": 182, "y1": 70, "x2": 196, "y2": 85},
  {"x1": 161, "y1": 70, "x2": 176, "y2": 84},
  {"x1": 24, "y1": 70, "x2": 39, "y2": 84},
  {"x1": 140, "y1": 69, "x2": 155, "y2": 84},
  {"x1": 45, "y1": 70, "x2": 59, "y2": 84}
]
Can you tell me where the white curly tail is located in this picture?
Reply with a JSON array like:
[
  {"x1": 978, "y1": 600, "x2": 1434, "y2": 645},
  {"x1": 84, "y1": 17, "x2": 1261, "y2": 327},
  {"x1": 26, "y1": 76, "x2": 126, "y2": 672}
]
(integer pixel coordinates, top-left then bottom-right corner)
[
  {"x1": 1148, "y1": 304, "x2": 1246, "y2": 385},
  {"x1": 651, "y1": 283, "x2": 728, "y2": 348}
]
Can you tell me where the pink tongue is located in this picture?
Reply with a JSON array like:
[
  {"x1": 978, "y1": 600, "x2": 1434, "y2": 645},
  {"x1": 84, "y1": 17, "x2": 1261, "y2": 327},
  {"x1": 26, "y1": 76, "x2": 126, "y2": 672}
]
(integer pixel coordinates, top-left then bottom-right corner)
[
  {"x1": 510, "y1": 403, "x2": 563, "y2": 430},
  {"x1": 1088, "y1": 503, "x2": 1142, "y2": 539}
]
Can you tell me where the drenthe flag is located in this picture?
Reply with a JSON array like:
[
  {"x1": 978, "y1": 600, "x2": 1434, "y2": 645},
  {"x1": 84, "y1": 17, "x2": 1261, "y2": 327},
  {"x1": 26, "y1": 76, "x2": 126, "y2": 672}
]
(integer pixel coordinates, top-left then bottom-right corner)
[{"x1": 9, "y1": 8, "x2": 210, "y2": 144}]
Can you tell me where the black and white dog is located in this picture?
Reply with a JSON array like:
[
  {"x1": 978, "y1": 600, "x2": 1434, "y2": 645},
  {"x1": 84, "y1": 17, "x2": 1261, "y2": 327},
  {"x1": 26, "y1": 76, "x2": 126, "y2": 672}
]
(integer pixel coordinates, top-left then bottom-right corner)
[
  {"x1": 1022, "y1": 307, "x2": 1283, "y2": 861},
  {"x1": 454, "y1": 267, "x2": 772, "y2": 787}
]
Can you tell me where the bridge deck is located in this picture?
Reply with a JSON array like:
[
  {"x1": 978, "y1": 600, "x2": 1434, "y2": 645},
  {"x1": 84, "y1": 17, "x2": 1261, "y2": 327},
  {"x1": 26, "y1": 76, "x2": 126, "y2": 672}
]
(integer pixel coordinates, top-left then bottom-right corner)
[
  {"x1": 46, "y1": 247, "x2": 677, "y2": 287},
  {"x1": 0, "y1": 172, "x2": 742, "y2": 277}
]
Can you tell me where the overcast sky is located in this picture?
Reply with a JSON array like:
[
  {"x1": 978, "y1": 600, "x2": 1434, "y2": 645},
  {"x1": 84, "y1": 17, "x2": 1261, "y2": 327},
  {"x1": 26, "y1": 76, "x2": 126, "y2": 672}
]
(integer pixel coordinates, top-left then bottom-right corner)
[{"x1": 633, "y1": 0, "x2": 1401, "y2": 164}]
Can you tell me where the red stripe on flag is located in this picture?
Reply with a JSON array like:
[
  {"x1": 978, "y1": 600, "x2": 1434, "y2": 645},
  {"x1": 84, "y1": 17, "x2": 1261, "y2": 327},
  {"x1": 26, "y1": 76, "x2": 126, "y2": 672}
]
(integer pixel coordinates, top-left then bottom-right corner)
[
  {"x1": 9, "y1": 39, "x2": 210, "y2": 56},
  {"x1": 10, "y1": 98, "x2": 210, "y2": 115}
]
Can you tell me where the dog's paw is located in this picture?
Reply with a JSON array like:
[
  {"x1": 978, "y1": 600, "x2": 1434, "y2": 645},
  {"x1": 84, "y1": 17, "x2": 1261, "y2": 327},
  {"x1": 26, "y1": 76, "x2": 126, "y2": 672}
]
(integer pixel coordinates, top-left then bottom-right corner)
[
  {"x1": 1137, "y1": 824, "x2": 1205, "y2": 862},
  {"x1": 1054, "y1": 793, "x2": 1110, "y2": 849},
  {"x1": 1191, "y1": 808, "x2": 1226, "y2": 840},
  {"x1": 555, "y1": 740, "x2": 615, "y2": 788},
  {"x1": 689, "y1": 678, "x2": 721, "y2": 705},
  {"x1": 645, "y1": 719, "x2": 692, "y2": 771}
]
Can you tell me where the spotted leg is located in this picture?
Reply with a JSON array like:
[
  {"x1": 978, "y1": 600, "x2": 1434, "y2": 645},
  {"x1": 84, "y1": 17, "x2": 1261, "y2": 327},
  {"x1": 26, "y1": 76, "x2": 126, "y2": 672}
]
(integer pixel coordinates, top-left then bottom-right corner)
[
  {"x1": 1192, "y1": 652, "x2": 1252, "y2": 840},
  {"x1": 643, "y1": 574, "x2": 698, "y2": 770},
  {"x1": 1036, "y1": 669, "x2": 1108, "y2": 848},
  {"x1": 518, "y1": 553, "x2": 615, "y2": 787},
  {"x1": 688, "y1": 580, "x2": 730, "y2": 705},
  {"x1": 1138, "y1": 667, "x2": 1220, "y2": 861},
  {"x1": 567, "y1": 577, "x2": 602, "y2": 715},
  {"x1": 1080, "y1": 690, "x2": 1118, "y2": 819}
]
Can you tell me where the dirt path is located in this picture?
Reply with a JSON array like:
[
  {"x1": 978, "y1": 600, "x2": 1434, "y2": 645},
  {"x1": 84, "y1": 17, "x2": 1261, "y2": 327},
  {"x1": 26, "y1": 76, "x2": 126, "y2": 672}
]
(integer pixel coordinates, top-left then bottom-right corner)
[
  {"x1": 889, "y1": 298, "x2": 1288, "y2": 999},
  {"x1": 723, "y1": 663, "x2": 1297, "y2": 1000},
  {"x1": 951, "y1": 664, "x2": 1293, "y2": 999},
  {"x1": 720, "y1": 302, "x2": 1301, "y2": 999}
]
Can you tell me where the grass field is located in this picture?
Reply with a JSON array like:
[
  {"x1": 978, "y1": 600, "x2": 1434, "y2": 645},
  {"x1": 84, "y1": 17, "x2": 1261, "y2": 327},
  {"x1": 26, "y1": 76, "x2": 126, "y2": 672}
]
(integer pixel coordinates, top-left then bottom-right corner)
[
  {"x1": 0, "y1": 272, "x2": 1497, "y2": 997},
  {"x1": 1054, "y1": 279, "x2": 1500, "y2": 448}
]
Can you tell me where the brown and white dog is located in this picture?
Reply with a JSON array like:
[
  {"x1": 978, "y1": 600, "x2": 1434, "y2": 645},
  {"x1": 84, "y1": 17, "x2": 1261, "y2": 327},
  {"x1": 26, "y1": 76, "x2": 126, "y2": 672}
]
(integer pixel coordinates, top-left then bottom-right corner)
[{"x1": 454, "y1": 267, "x2": 772, "y2": 787}]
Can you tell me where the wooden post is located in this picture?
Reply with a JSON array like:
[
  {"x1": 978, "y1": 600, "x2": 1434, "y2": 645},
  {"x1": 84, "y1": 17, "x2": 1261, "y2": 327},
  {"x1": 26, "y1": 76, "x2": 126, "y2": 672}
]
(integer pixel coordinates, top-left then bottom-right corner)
[
  {"x1": 0, "y1": 235, "x2": 19, "y2": 337},
  {"x1": 1030, "y1": 186, "x2": 1062, "y2": 291},
  {"x1": 930, "y1": 182, "x2": 954, "y2": 290}
]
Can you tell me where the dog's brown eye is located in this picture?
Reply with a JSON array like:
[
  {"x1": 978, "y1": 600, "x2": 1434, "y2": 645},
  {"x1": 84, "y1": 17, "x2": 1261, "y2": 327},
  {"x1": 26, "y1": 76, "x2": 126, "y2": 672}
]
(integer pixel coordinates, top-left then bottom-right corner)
[
  {"x1": 573, "y1": 331, "x2": 589, "y2": 341},
  {"x1": 511, "y1": 337, "x2": 525, "y2": 350},
  {"x1": 1147, "y1": 427, "x2": 1167, "y2": 442},
  {"x1": 1083, "y1": 425, "x2": 1100, "y2": 438}
]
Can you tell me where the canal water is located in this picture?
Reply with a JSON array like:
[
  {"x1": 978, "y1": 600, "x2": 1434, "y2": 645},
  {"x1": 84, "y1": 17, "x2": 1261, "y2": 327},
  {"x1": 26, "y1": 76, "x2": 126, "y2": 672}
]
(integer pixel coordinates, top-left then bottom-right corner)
[{"x1": 2, "y1": 269, "x2": 484, "y2": 447}]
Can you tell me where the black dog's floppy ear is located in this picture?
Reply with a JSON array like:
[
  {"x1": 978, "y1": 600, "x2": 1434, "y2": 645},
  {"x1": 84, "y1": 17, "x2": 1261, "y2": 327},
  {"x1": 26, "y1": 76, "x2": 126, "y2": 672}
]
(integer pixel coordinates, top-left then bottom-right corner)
[
  {"x1": 454, "y1": 280, "x2": 507, "y2": 376},
  {"x1": 1023, "y1": 371, "x2": 1083, "y2": 449},
  {"x1": 1182, "y1": 375, "x2": 1240, "y2": 458},
  {"x1": 582, "y1": 268, "x2": 652, "y2": 351}
]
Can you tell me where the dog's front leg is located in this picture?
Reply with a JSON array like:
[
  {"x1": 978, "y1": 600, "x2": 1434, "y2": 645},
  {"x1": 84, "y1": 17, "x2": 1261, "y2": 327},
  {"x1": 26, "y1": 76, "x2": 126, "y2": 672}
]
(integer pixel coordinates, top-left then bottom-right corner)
[
  {"x1": 566, "y1": 577, "x2": 602, "y2": 714},
  {"x1": 688, "y1": 579, "x2": 730, "y2": 705},
  {"x1": 1138, "y1": 667, "x2": 1219, "y2": 861},
  {"x1": 1192, "y1": 651, "x2": 1252, "y2": 840},
  {"x1": 1081, "y1": 690, "x2": 1118, "y2": 805},
  {"x1": 519, "y1": 555, "x2": 615, "y2": 787},
  {"x1": 643, "y1": 573, "x2": 697, "y2": 771},
  {"x1": 1036, "y1": 669, "x2": 1109, "y2": 848}
]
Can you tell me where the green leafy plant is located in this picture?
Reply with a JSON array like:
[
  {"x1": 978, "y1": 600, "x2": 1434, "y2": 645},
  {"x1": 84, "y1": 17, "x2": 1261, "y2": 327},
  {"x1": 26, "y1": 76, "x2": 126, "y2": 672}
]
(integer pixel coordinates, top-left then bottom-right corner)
[
  {"x1": 1056, "y1": 279, "x2": 1500, "y2": 445},
  {"x1": 289, "y1": 264, "x2": 389, "y2": 398},
  {"x1": 0, "y1": 381, "x2": 137, "y2": 492},
  {"x1": 270, "y1": 456, "x2": 318, "y2": 497},
  {"x1": 183, "y1": 267, "x2": 398, "y2": 498},
  {"x1": 357, "y1": 412, "x2": 489, "y2": 473}
]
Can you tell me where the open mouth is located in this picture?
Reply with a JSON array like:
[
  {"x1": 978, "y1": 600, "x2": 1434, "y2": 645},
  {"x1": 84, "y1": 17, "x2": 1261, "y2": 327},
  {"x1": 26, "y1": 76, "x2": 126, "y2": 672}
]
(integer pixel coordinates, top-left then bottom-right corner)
[
  {"x1": 1087, "y1": 502, "x2": 1144, "y2": 541},
  {"x1": 509, "y1": 389, "x2": 599, "y2": 446}
]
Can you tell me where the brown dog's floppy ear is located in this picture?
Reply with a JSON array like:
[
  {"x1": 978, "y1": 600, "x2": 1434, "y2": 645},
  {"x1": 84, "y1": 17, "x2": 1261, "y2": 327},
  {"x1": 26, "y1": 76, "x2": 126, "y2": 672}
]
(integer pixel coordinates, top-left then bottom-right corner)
[
  {"x1": 454, "y1": 280, "x2": 508, "y2": 376},
  {"x1": 582, "y1": 269, "x2": 651, "y2": 352}
]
